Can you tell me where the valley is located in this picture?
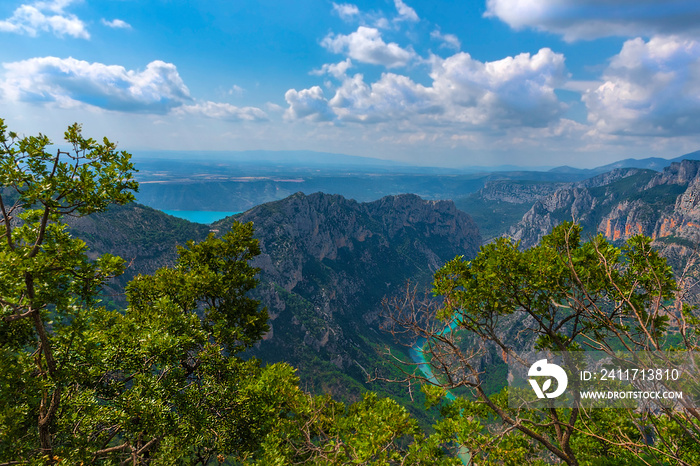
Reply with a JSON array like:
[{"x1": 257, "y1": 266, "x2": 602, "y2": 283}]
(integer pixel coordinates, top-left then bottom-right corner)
[{"x1": 65, "y1": 153, "x2": 700, "y2": 421}]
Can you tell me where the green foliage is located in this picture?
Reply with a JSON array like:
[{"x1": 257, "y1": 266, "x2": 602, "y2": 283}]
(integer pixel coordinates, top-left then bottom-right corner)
[
  {"x1": 434, "y1": 223, "x2": 678, "y2": 352},
  {"x1": 1, "y1": 119, "x2": 459, "y2": 464},
  {"x1": 0, "y1": 119, "x2": 138, "y2": 461},
  {"x1": 408, "y1": 221, "x2": 700, "y2": 465},
  {"x1": 126, "y1": 224, "x2": 268, "y2": 354}
]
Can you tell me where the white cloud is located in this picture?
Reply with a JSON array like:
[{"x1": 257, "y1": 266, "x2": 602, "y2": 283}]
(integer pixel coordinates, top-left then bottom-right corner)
[
  {"x1": 175, "y1": 101, "x2": 268, "y2": 122},
  {"x1": 329, "y1": 72, "x2": 437, "y2": 123},
  {"x1": 228, "y1": 84, "x2": 245, "y2": 96},
  {"x1": 332, "y1": 2, "x2": 360, "y2": 22},
  {"x1": 485, "y1": 0, "x2": 700, "y2": 41},
  {"x1": 0, "y1": 57, "x2": 270, "y2": 123},
  {"x1": 321, "y1": 27, "x2": 415, "y2": 68},
  {"x1": 0, "y1": 0, "x2": 88, "y2": 39},
  {"x1": 429, "y1": 48, "x2": 568, "y2": 127},
  {"x1": 430, "y1": 29, "x2": 460, "y2": 50},
  {"x1": 285, "y1": 47, "x2": 568, "y2": 128},
  {"x1": 1, "y1": 57, "x2": 191, "y2": 113},
  {"x1": 583, "y1": 36, "x2": 700, "y2": 136},
  {"x1": 311, "y1": 59, "x2": 353, "y2": 79},
  {"x1": 284, "y1": 86, "x2": 335, "y2": 121},
  {"x1": 101, "y1": 18, "x2": 131, "y2": 29},
  {"x1": 33, "y1": 0, "x2": 75, "y2": 13},
  {"x1": 393, "y1": 0, "x2": 418, "y2": 22}
]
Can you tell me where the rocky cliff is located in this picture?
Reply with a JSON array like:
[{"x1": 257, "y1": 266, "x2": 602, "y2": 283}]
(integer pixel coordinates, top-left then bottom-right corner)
[
  {"x1": 505, "y1": 161, "x2": 700, "y2": 249},
  {"x1": 67, "y1": 192, "x2": 481, "y2": 402},
  {"x1": 213, "y1": 192, "x2": 481, "y2": 398}
]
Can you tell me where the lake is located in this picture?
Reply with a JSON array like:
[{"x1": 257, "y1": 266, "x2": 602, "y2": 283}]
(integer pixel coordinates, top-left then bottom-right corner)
[{"x1": 161, "y1": 210, "x2": 241, "y2": 224}]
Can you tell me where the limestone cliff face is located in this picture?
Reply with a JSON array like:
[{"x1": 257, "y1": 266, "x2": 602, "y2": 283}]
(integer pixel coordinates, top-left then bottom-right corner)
[
  {"x1": 507, "y1": 186, "x2": 599, "y2": 248},
  {"x1": 652, "y1": 178, "x2": 700, "y2": 242},
  {"x1": 598, "y1": 161, "x2": 700, "y2": 244},
  {"x1": 645, "y1": 160, "x2": 700, "y2": 189},
  {"x1": 476, "y1": 180, "x2": 568, "y2": 204},
  {"x1": 215, "y1": 192, "x2": 481, "y2": 394},
  {"x1": 506, "y1": 164, "x2": 700, "y2": 248},
  {"x1": 228, "y1": 192, "x2": 479, "y2": 290}
]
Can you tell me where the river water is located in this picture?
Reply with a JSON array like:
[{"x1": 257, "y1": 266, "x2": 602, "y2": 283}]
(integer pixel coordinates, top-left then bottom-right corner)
[{"x1": 408, "y1": 320, "x2": 470, "y2": 463}]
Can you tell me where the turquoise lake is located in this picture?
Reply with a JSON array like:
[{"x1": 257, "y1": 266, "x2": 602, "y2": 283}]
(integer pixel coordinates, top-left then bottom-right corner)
[{"x1": 161, "y1": 210, "x2": 241, "y2": 224}]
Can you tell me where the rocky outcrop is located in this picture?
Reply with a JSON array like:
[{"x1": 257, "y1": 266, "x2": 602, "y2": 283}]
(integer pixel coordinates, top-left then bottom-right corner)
[
  {"x1": 645, "y1": 160, "x2": 700, "y2": 189},
  {"x1": 652, "y1": 178, "x2": 700, "y2": 243},
  {"x1": 474, "y1": 168, "x2": 642, "y2": 208},
  {"x1": 599, "y1": 162, "x2": 700, "y2": 244},
  {"x1": 506, "y1": 161, "x2": 700, "y2": 248},
  {"x1": 507, "y1": 187, "x2": 598, "y2": 248},
  {"x1": 214, "y1": 192, "x2": 481, "y2": 397},
  {"x1": 476, "y1": 180, "x2": 568, "y2": 204},
  {"x1": 600, "y1": 200, "x2": 653, "y2": 241},
  {"x1": 577, "y1": 168, "x2": 645, "y2": 188}
]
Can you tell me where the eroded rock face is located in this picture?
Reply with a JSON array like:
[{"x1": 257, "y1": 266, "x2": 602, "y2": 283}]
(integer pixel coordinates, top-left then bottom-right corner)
[
  {"x1": 506, "y1": 163, "x2": 700, "y2": 248},
  {"x1": 215, "y1": 192, "x2": 481, "y2": 396},
  {"x1": 600, "y1": 200, "x2": 653, "y2": 241},
  {"x1": 508, "y1": 187, "x2": 597, "y2": 249},
  {"x1": 652, "y1": 178, "x2": 700, "y2": 243},
  {"x1": 645, "y1": 160, "x2": 700, "y2": 189},
  {"x1": 503, "y1": 168, "x2": 646, "y2": 248},
  {"x1": 597, "y1": 161, "x2": 700, "y2": 244},
  {"x1": 476, "y1": 180, "x2": 568, "y2": 204}
]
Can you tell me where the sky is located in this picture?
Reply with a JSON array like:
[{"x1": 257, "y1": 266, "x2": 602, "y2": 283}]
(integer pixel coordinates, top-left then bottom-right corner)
[{"x1": 1, "y1": 0, "x2": 700, "y2": 168}]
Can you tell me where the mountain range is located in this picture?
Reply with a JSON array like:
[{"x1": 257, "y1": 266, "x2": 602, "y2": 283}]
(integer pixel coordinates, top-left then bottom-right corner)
[
  {"x1": 132, "y1": 150, "x2": 700, "y2": 214},
  {"x1": 67, "y1": 192, "x2": 481, "y2": 413},
  {"x1": 65, "y1": 157, "x2": 700, "y2": 417}
]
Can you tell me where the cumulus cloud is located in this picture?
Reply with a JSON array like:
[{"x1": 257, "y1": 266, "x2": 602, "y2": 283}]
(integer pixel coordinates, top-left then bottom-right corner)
[
  {"x1": 485, "y1": 0, "x2": 700, "y2": 41},
  {"x1": 101, "y1": 18, "x2": 131, "y2": 29},
  {"x1": 175, "y1": 101, "x2": 268, "y2": 121},
  {"x1": 332, "y1": 2, "x2": 360, "y2": 22},
  {"x1": 393, "y1": 0, "x2": 418, "y2": 22},
  {"x1": 583, "y1": 36, "x2": 700, "y2": 136},
  {"x1": 430, "y1": 29, "x2": 460, "y2": 50},
  {"x1": 284, "y1": 86, "x2": 335, "y2": 121},
  {"x1": 321, "y1": 26, "x2": 415, "y2": 68},
  {"x1": 0, "y1": 0, "x2": 88, "y2": 39},
  {"x1": 0, "y1": 56, "x2": 270, "y2": 122},
  {"x1": 328, "y1": 72, "x2": 437, "y2": 123},
  {"x1": 285, "y1": 47, "x2": 568, "y2": 128},
  {"x1": 429, "y1": 48, "x2": 568, "y2": 127},
  {"x1": 311, "y1": 59, "x2": 353, "y2": 79},
  {"x1": 0, "y1": 57, "x2": 191, "y2": 113}
]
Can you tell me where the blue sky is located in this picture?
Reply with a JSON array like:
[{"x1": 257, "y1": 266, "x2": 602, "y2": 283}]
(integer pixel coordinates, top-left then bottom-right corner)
[{"x1": 2, "y1": 0, "x2": 700, "y2": 168}]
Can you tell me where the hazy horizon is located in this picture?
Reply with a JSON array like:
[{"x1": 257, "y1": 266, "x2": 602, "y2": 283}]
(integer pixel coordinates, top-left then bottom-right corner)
[{"x1": 129, "y1": 147, "x2": 700, "y2": 172}]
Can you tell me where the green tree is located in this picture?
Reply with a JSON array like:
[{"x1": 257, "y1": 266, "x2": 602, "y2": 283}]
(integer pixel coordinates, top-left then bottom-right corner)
[
  {"x1": 0, "y1": 119, "x2": 455, "y2": 464},
  {"x1": 0, "y1": 119, "x2": 138, "y2": 459},
  {"x1": 385, "y1": 222, "x2": 700, "y2": 465}
]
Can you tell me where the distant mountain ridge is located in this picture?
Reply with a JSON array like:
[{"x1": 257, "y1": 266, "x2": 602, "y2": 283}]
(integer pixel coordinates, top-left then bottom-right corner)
[{"x1": 549, "y1": 150, "x2": 700, "y2": 176}]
